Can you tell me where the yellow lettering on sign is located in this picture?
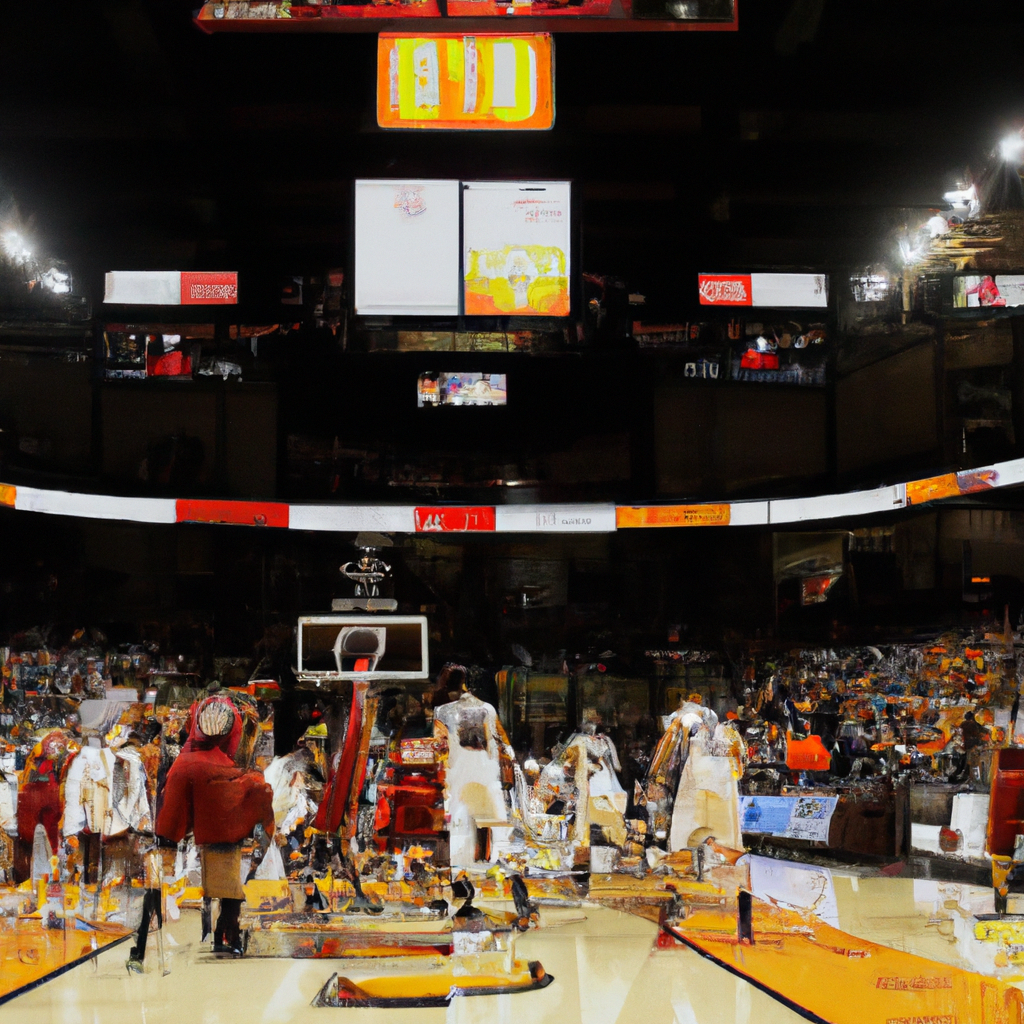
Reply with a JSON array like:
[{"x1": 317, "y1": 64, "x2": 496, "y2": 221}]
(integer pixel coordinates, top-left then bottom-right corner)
[
  {"x1": 446, "y1": 39, "x2": 463, "y2": 82},
  {"x1": 616, "y1": 504, "x2": 731, "y2": 528}
]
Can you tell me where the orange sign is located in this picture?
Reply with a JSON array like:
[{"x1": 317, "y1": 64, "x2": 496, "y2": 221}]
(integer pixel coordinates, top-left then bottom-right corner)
[
  {"x1": 907, "y1": 468, "x2": 998, "y2": 505},
  {"x1": 377, "y1": 34, "x2": 554, "y2": 131},
  {"x1": 906, "y1": 474, "x2": 960, "y2": 505},
  {"x1": 0, "y1": 484, "x2": 14, "y2": 508},
  {"x1": 616, "y1": 504, "x2": 731, "y2": 528}
]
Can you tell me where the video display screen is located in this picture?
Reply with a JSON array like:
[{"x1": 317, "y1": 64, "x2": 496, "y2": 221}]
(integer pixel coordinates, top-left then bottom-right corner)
[
  {"x1": 462, "y1": 181, "x2": 571, "y2": 317},
  {"x1": 953, "y1": 274, "x2": 1024, "y2": 308},
  {"x1": 417, "y1": 372, "x2": 508, "y2": 407}
]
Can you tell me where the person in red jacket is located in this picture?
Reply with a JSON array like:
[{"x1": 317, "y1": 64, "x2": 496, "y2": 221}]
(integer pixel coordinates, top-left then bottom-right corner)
[
  {"x1": 965, "y1": 275, "x2": 1006, "y2": 307},
  {"x1": 156, "y1": 697, "x2": 274, "y2": 955},
  {"x1": 17, "y1": 730, "x2": 77, "y2": 880}
]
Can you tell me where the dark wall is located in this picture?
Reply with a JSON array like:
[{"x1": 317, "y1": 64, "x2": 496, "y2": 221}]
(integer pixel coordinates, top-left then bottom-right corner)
[
  {"x1": 655, "y1": 383, "x2": 828, "y2": 496},
  {"x1": 5, "y1": 5, "x2": 1024, "y2": 309},
  {"x1": 101, "y1": 387, "x2": 219, "y2": 488},
  {"x1": 836, "y1": 342, "x2": 938, "y2": 476},
  {"x1": 0, "y1": 357, "x2": 92, "y2": 473},
  {"x1": 96, "y1": 382, "x2": 277, "y2": 497}
]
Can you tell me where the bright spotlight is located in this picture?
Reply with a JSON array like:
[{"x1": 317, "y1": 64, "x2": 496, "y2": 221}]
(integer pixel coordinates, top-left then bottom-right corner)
[
  {"x1": 1, "y1": 230, "x2": 31, "y2": 261},
  {"x1": 944, "y1": 183, "x2": 979, "y2": 217},
  {"x1": 1000, "y1": 134, "x2": 1024, "y2": 163},
  {"x1": 899, "y1": 238, "x2": 919, "y2": 266},
  {"x1": 40, "y1": 267, "x2": 71, "y2": 294}
]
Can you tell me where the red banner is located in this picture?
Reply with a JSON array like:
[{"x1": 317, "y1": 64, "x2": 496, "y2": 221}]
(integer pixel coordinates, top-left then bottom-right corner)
[
  {"x1": 176, "y1": 499, "x2": 288, "y2": 527},
  {"x1": 414, "y1": 507, "x2": 495, "y2": 532},
  {"x1": 697, "y1": 274, "x2": 752, "y2": 306},
  {"x1": 180, "y1": 271, "x2": 238, "y2": 305}
]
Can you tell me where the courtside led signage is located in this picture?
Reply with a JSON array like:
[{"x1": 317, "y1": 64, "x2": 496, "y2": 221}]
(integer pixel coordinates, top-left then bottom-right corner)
[
  {"x1": 104, "y1": 271, "x2": 238, "y2": 305},
  {"x1": 698, "y1": 273, "x2": 828, "y2": 308}
]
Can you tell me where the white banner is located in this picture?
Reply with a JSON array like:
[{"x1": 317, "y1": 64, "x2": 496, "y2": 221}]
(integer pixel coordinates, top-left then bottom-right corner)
[
  {"x1": 494, "y1": 504, "x2": 616, "y2": 533},
  {"x1": 751, "y1": 273, "x2": 828, "y2": 308},
  {"x1": 104, "y1": 271, "x2": 179, "y2": 305}
]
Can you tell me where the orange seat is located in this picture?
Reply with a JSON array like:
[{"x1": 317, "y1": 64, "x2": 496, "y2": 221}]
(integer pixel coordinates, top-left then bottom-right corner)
[{"x1": 786, "y1": 733, "x2": 832, "y2": 771}]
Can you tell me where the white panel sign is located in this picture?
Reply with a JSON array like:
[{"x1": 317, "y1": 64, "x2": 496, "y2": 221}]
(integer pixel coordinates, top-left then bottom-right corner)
[
  {"x1": 750, "y1": 273, "x2": 828, "y2": 308},
  {"x1": 997, "y1": 276, "x2": 1024, "y2": 306},
  {"x1": 354, "y1": 179, "x2": 461, "y2": 316},
  {"x1": 104, "y1": 271, "x2": 179, "y2": 305}
]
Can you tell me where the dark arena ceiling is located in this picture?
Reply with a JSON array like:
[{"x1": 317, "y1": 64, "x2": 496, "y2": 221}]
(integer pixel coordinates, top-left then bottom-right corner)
[{"x1": 2, "y1": 2, "x2": 1024, "y2": 312}]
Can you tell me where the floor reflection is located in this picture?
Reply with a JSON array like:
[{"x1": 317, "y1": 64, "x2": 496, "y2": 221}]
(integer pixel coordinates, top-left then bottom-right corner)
[{"x1": 13, "y1": 876, "x2": 1021, "y2": 1024}]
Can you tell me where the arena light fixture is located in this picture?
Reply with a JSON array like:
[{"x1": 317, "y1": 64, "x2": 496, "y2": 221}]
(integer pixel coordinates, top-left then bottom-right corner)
[
  {"x1": 1000, "y1": 133, "x2": 1024, "y2": 163},
  {"x1": 1, "y1": 229, "x2": 31, "y2": 261}
]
